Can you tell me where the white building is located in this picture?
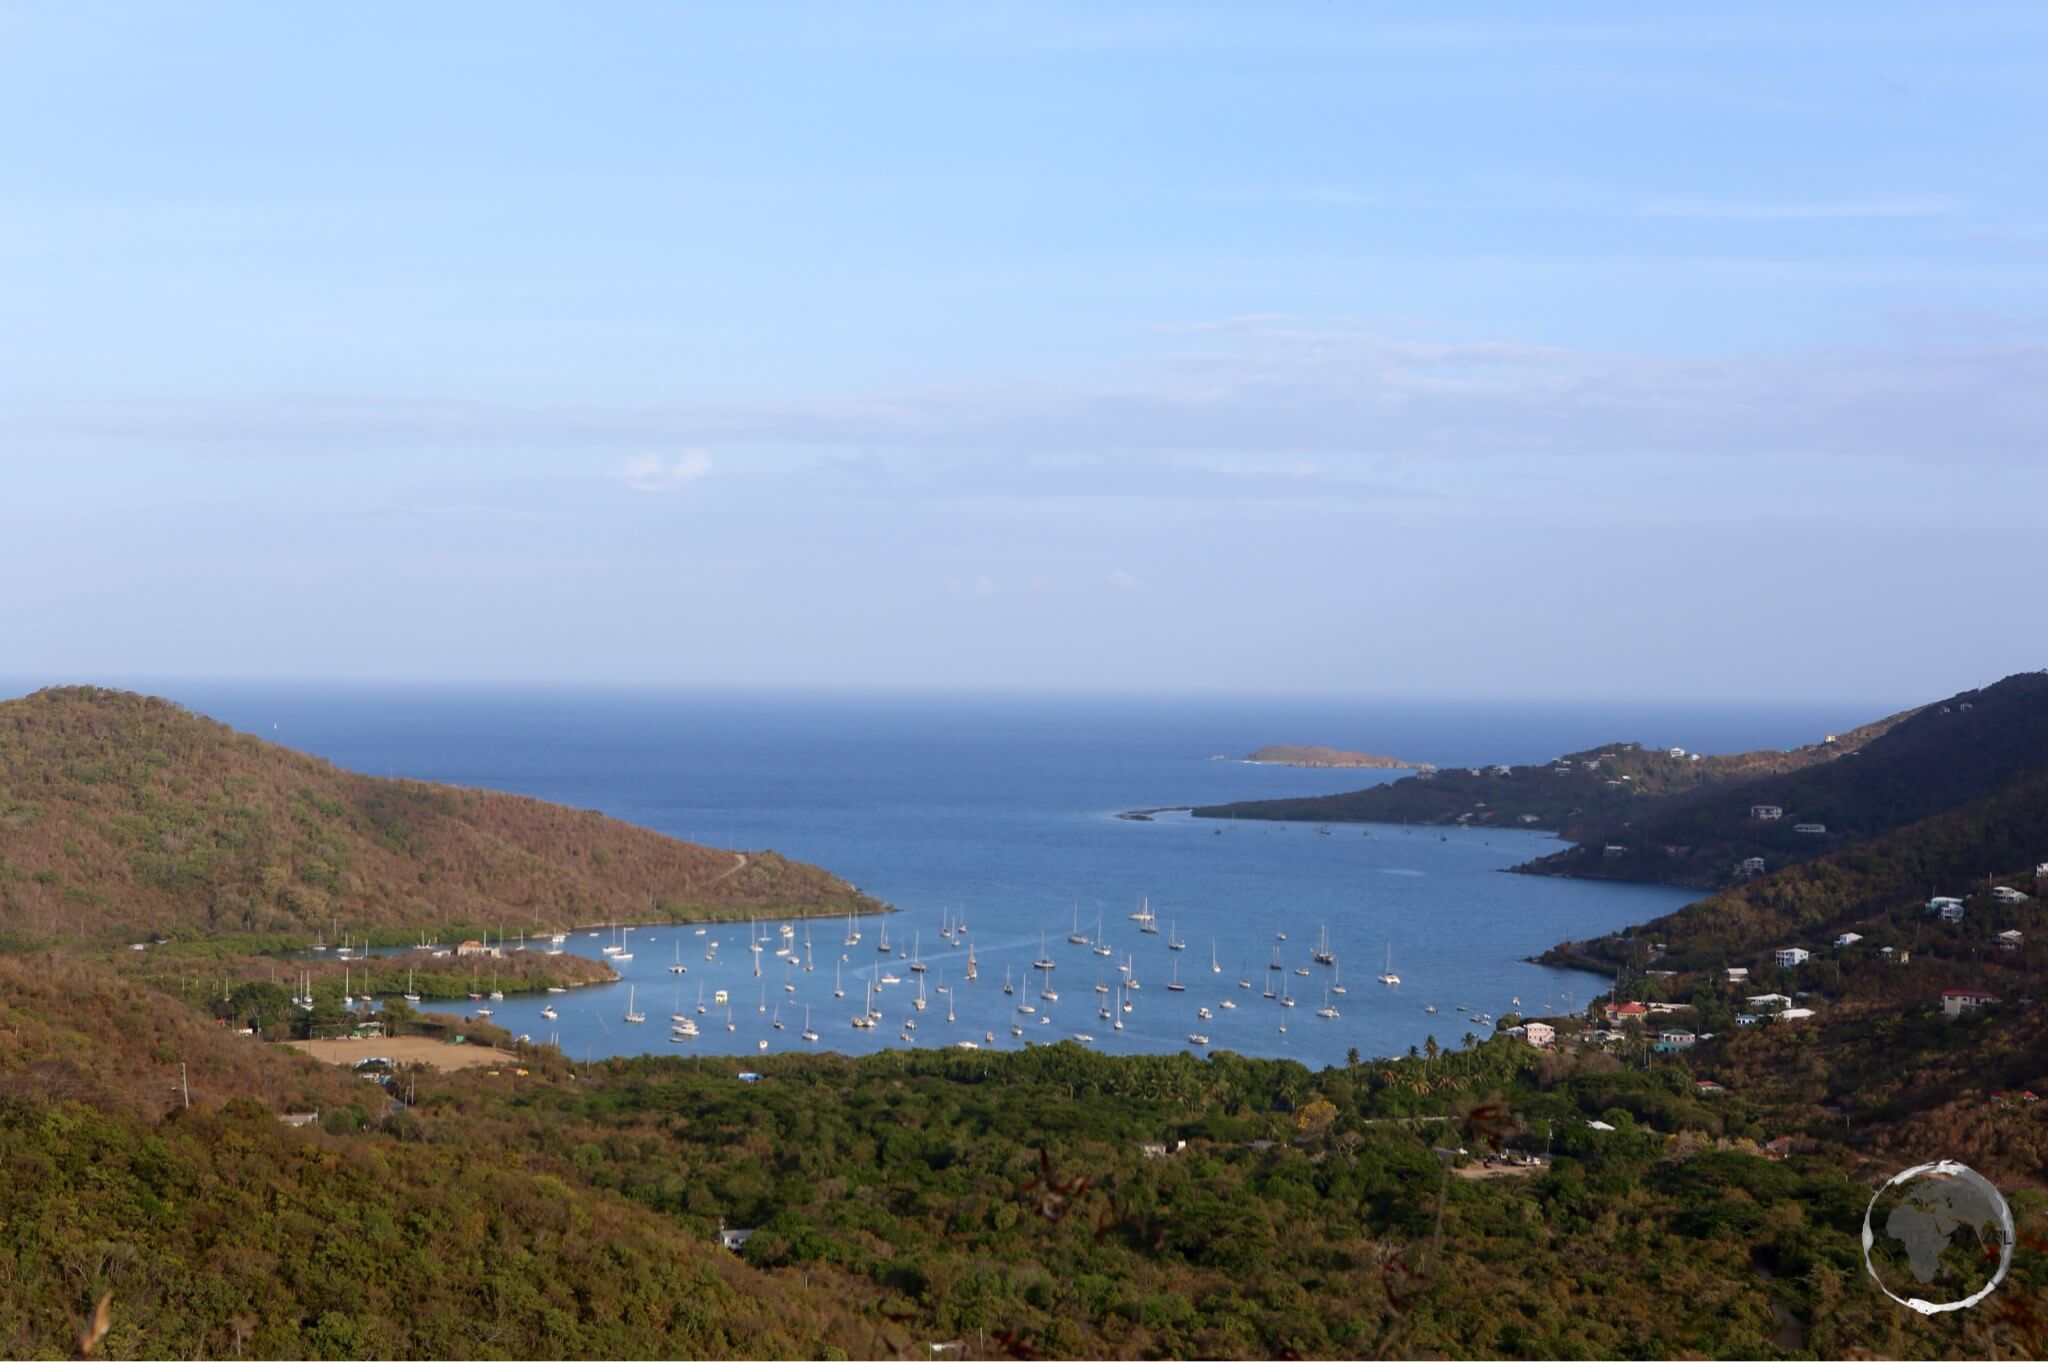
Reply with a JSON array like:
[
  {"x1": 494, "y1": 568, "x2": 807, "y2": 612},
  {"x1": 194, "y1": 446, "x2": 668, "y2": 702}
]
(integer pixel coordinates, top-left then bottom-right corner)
[
  {"x1": 1778, "y1": 1007, "x2": 1816, "y2": 1021},
  {"x1": 1774, "y1": 947, "x2": 1810, "y2": 968},
  {"x1": 1751, "y1": 804, "x2": 1784, "y2": 821},
  {"x1": 1990, "y1": 886, "x2": 2028, "y2": 905},
  {"x1": 1745, "y1": 992, "x2": 1793, "y2": 1011},
  {"x1": 1524, "y1": 1021, "x2": 1556, "y2": 1048},
  {"x1": 1724, "y1": 967, "x2": 1750, "y2": 983},
  {"x1": 1941, "y1": 990, "x2": 1997, "y2": 1018},
  {"x1": 1929, "y1": 897, "x2": 1966, "y2": 922},
  {"x1": 1793, "y1": 822, "x2": 1827, "y2": 835},
  {"x1": 1656, "y1": 1030, "x2": 1697, "y2": 1051},
  {"x1": 1740, "y1": 856, "x2": 1767, "y2": 876},
  {"x1": 1997, "y1": 929, "x2": 2024, "y2": 952},
  {"x1": 1833, "y1": 932, "x2": 1864, "y2": 947}
]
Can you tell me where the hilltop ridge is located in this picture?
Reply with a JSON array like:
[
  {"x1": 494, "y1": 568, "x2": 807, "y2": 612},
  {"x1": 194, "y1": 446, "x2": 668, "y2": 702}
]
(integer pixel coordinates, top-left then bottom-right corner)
[{"x1": 0, "y1": 686, "x2": 880, "y2": 942}]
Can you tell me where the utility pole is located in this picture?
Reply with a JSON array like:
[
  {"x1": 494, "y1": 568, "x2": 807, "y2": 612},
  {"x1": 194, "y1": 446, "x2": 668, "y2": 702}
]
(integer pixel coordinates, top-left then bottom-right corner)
[{"x1": 180, "y1": 1062, "x2": 190, "y2": 1110}]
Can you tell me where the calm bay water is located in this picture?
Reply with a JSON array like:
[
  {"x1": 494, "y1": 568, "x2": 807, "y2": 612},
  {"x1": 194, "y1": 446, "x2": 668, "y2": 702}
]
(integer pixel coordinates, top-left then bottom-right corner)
[{"x1": 50, "y1": 683, "x2": 1874, "y2": 1067}]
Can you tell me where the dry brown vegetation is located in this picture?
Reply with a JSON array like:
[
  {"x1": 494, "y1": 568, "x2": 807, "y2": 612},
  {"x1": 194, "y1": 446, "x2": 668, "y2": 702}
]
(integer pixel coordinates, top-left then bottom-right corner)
[{"x1": 0, "y1": 686, "x2": 879, "y2": 942}]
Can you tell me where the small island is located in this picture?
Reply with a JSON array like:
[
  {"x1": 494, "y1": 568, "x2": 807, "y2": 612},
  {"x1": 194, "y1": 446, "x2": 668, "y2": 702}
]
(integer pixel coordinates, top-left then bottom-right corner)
[{"x1": 1244, "y1": 744, "x2": 1421, "y2": 769}]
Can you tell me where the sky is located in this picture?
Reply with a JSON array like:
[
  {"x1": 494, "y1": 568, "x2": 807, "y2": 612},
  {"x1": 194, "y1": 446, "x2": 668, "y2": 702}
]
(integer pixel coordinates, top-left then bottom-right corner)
[{"x1": 3, "y1": 2, "x2": 2045, "y2": 703}]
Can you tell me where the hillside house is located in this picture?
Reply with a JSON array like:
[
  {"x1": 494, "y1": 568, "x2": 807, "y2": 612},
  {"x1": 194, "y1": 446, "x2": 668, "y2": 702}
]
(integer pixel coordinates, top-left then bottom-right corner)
[
  {"x1": 455, "y1": 939, "x2": 501, "y2": 958},
  {"x1": 1139, "y1": 1139, "x2": 1188, "y2": 1161},
  {"x1": 1740, "y1": 857, "x2": 1767, "y2": 876},
  {"x1": 1834, "y1": 932, "x2": 1864, "y2": 947},
  {"x1": 1604, "y1": 1000, "x2": 1649, "y2": 1024},
  {"x1": 1941, "y1": 989, "x2": 1998, "y2": 1017},
  {"x1": 1523, "y1": 1021, "x2": 1556, "y2": 1048},
  {"x1": 1723, "y1": 967, "x2": 1750, "y2": 983},
  {"x1": 2037, "y1": 861, "x2": 2048, "y2": 880},
  {"x1": 1491, "y1": 764, "x2": 1512, "y2": 775},
  {"x1": 717, "y1": 1224, "x2": 757, "y2": 1252},
  {"x1": 1734, "y1": 1013, "x2": 1760, "y2": 1027},
  {"x1": 1655, "y1": 1030, "x2": 1697, "y2": 1052},
  {"x1": 1998, "y1": 929, "x2": 2025, "y2": 953},
  {"x1": 1751, "y1": 804, "x2": 1784, "y2": 821},
  {"x1": 1745, "y1": 992, "x2": 1794, "y2": 1011},
  {"x1": 1929, "y1": 897, "x2": 1966, "y2": 922},
  {"x1": 1990, "y1": 886, "x2": 2028, "y2": 905},
  {"x1": 1774, "y1": 947, "x2": 1810, "y2": 968},
  {"x1": 1793, "y1": 822, "x2": 1827, "y2": 835},
  {"x1": 1668, "y1": 747, "x2": 1687, "y2": 758},
  {"x1": 1694, "y1": 1079, "x2": 1725, "y2": 1094},
  {"x1": 1778, "y1": 1007, "x2": 1816, "y2": 1021},
  {"x1": 1519, "y1": 813, "x2": 1541, "y2": 824}
]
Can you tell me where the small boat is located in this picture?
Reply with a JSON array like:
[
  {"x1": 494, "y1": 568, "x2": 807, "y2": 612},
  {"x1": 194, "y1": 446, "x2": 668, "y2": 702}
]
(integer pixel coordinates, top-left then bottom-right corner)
[
  {"x1": 843, "y1": 912, "x2": 860, "y2": 947},
  {"x1": 834, "y1": 961, "x2": 845, "y2": 999},
  {"x1": 1072, "y1": 1033, "x2": 1094, "y2": 1044},
  {"x1": 1312, "y1": 925, "x2": 1335, "y2": 966},
  {"x1": 909, "y1": 932, "x2": 927, "y2": 974},
  {"x1": 1211, "y1": 941, "x2": 1222, "y2": 974},
  {"x1": 1294, "y1": 967, "x2": 1311, "y2": 977},
  {"x1": 1003, "y1": 966, "x2": 1015, "y2": 996},
  {"x1": 671, "y1": 1017, "x2": 698, "y2": 1039},
  {"x1": 1066, "y1": 902, "x2": 1089, "y2": 946},
  {"x1": 966, "y1": 944, "x2": 978, "y2": 981},
  {"x1": 1220, "y1": 998, "x2": 1236, "y2": 1010},
  {"x1": 694, "y1": 927, "x2": 707, "y2": 936},
  {"x1": 1033, "y1": 933, "x2": 1056, "y2": 972},
  {"x1": 801, "y1": 1006, "x2": 819, "y2": 1043},
  {"x1": 669, "y1": 942, "x2": 687, "y2": 975},
  {"x1": 623, "y1": 986, "x2": 646, "y2": 1024},
  {"x1": 1332, "y1": 959, "x2": 1347, "y2": 995},
  {"x1": 714, "y1": 989, "x2": 729, "y2": 1005},
  {"x1": 1040, "y1": 988, "x2": 1059, "y2": 1002},
  {"x1": 1197, "y1": 1006, "x2": 1212, "y2": 1020},
  {"x1": 1167, "y1": 920, "x2": 1186, "y2": 951},
  {"x1": 772, "y1": 1005, "x2": 784, "y2": 1031},
  {"x1": 1166, "y1": 958, "x2": 1186, "y2": 993},
  {"x1": 1425, "y1": 1003, "x2": 1438, "y2": 1014},
  {"x1": 1128, "y1": 896, "x2": 1155, "y2": 924},
  {"x1": 877, "y1": 924, "x2": 892, "y2": 954},
  {"x1": 1378, "y1": 943, "x2": 1401, "y2": 986},
  {"x1": 1017, "y1": 1002, "x2": 1036, "y2": 1015},
  {"x1": 1316, "y1": 988, "x2": 1340, "y2": 1020},
  {"x1": 540, "y1": 1005, "x2": 557, "y2": 1021},
  {"x1": 880, "y1": 971, "x2": 902, "y2": 985},
  {"x1": 546, "y1": 986, "x2": 567, "y2": 995},
  {"x1": 1187, "y1": 1033, "x2": 1210, "y2": 1046}
]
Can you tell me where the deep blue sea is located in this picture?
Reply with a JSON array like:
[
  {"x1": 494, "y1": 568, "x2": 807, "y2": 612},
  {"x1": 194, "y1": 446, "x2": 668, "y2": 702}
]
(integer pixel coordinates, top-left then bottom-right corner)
[{"x1": 17, "y1": 681, "x2": 1875, "y2": 1068}]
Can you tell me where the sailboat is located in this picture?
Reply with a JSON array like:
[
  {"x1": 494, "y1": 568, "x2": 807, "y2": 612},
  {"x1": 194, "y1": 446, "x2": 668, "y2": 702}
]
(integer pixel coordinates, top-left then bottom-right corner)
[
  {"x1": 1128, "y1": 895, "x2": 1154, "y2": 925},
  {"x1": 772, "y1": 1004, "x2": 784, "y2": 1031},
  {"x1": 1317, "y1": 987, "x2": 1340, "y2": 1019},
  {"x1": 852, "y1": 982, "x2": 876, "y2": 1029},
  {"x1": 696, "y1": 981, "x2": 708, "y2": 1015},
  {"x1": 1332, "y1": 959, "x2": 1347, "y2": 995},
  {"x1": 834, "y1": 960, "x2": 845, "y2": 999},
  {"x1": 1092, "y1": 913, "x2": 1112, "y2": 957},
  {"x1": 965, "y1": 944, "x2": 978, "y2": 981},
  {"x1": 1312, "y1": 924, "x2": 1335, "y2": 966},
  {"x1": 1166, "y1": 957, "x2": 1186, "y2": 993},
  {"x1": 1211, "y1": 941, "x2": 1222, "y2": 974},
  {"x1": 726, "y1": 1003, "x2": 735, "y2": 1033},
  {"x1": 541, "y1": 1003, "x2": 557, "y2": 1021},
  {"x1": 669, "y1": 940, "x2": 687, "y2": 975},
  {"x1": 843, "y1": 912, "x2": 861, "y2": 947},
  {"x1": 623, "y1": 986, "x2": 646, "y2": 1023},
  {"x1": 1067, "y1": 902, "x2": 1089, "y2": 946},
  {"x1": 1167, "y1": 920, "x2": 1185, "y2": 951},
  {"x1": 801, "y1": 1005, "x2": 818, "y2": 1042},
  {"x1": 673, "y1": 986, "x2": 690, "y2": 1024},
  {"x1": 613, "y1": 927, "x2": 633, "y2": 963},
  {"x1": 1263, "y1": 972, "x2": 1277, "y2": 999},
  {"x1": 877, "y1": 922, "x2": 892, "y2": 954},
  {"x1": 1378, "y1": 943, "x2": 1401, "y2": 986},
  {"x1": 1269, "y1": 946, "x2": 1284, "y2": 971},
  {"x1": 1281, "y1": 976, "x2": 1296, "y2": 1009},
  {"x1": 403, "y1": 967, "x2": 420, "y2": 1004},
  {"x1": 939, "y1": 906, "x2": 954, "y2": 941},
  {"x1": 1033, "y1": 932, "x2": 1056, "y2": 972},
  {"x1": 1238, "y1": 958, "x2": 1252, "y2": 990},
  {"x1": 908, "y1": 932, "x2": 927, "y2": 974},
  {"x1": 914, "y1": 975, "x2": 928, "y2": 1012},
  {"x1": 1003, "y1": 965, "x2": 1014, "y2": 996},
  {"x1": 1113, "y1": 985, "x2": 1125, "y2": 1030}
]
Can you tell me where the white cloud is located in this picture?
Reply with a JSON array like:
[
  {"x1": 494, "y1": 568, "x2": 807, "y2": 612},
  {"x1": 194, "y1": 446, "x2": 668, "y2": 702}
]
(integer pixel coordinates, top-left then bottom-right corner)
[{"x1": 622, "y1": 451, "x2": 713, "y2": 491}]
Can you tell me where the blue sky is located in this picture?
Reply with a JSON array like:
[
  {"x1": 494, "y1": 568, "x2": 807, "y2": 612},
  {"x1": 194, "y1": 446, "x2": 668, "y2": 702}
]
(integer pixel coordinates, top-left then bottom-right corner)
[{"x1": 3, "y1": 3, "x2": 2045, "y2": 702}]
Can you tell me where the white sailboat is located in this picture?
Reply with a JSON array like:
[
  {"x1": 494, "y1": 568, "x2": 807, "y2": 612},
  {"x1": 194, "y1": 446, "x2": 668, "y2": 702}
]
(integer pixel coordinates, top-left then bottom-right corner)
[
  {"x1": 843, "y1": 912, "x2": 861, "y2": 947},
  {"x1": 802, "y1": 1005, "x2": 819, "y2": 1042},
  {"x1": 909, "y1": 931, "x2": 927, "y2": 974},
  {"x1": 834, "y1": 960, "x2": 845, "y2": 999},
  {"x1": 1092, "y1": 913, "x2": 1112, "y2": 957},
  {"x1": 669, "y1": 940, "x2": 687, "y2": 975},
  {"x1": 623, "y1": 986, "x2": 645, "y2": 1024},
  {"x1": 1317, "y1": 987, "x2": 1340, "y2": 1019},
  {"x1": 1378, "y1": 943, "x2": 1401, "y2": 986},
  {"x1": 1033, "y1": 932, "x2": 1055, "y2": 972},
  {"x1": 1067, "y1": 901, "x2": 1089, "y2": 946},
  {"x1": 1166, "y1": 957, "x2": 1186, "y2": 993},
  {"x1": 1211, "y1": 941, "x2": 1222, "y2": 974},
  {"x1": 966, "y1": 944, "x2": 978, "y2": 981},
  {"x1": 1167, "y1": 920, "x2": 1185, "y2": 951}
]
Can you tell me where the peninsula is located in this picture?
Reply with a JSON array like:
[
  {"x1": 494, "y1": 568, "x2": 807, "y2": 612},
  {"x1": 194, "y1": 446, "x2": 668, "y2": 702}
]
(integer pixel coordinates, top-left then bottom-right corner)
[{"x1": 1244, "y1": 744, "x2": 1420, "y2": 769}]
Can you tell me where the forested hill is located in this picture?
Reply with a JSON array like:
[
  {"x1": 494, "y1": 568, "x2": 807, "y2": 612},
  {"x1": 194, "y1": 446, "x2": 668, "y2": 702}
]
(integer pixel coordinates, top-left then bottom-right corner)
[
  {"x1": 0, "y1": 686, "x2": 879, "y2": 942},
  {"x1": 1521, "y1": 671, "x2": 2048, "y2": 886},
  {"x1": 1189, "y1": 700, "x2": 1912, "y2": 842}
]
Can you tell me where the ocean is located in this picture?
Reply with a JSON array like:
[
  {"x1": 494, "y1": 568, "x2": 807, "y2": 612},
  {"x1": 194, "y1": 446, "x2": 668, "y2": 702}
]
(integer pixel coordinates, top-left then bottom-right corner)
[{"x1": 36, "y1": 682, "x2": 1871, "y2": 1068}]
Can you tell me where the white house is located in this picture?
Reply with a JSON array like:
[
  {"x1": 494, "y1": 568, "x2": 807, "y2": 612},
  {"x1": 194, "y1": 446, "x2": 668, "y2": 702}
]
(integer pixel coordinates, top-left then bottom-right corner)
[
  {"x1": 1929, "y1": 896, "x2": 1966, "y2": 921},
  {"x1": 1990, "y1": 886, "x2": 2028, "y2": 905},
  {"x1": 1740, "y1": 857, "x2": 1767, "y2": 876},
  {"x1": 1745, "y1": 992, "x2": 1793, "y2": 1011},
  {"x1": 1774, "y1": 947, "x2": 1810, "y2": 968},
  {"x1": 1734, "y1": 1013, "x2": 1760, "y2": 1027},
  {"x1": 1668, "y1": 747, "x2": 1687, "y2": 758},
  {"x1": 1834, "y1": 932, "x2": 1864, "y2": 947},
  {"x1": 1778, "y1": 1007, "x2": 1816, "y2": 1021},
  {"x1": 1656, "y1": 1030, "x2": 1697, "y2": 1051},
  {"x1": 1751, "y1": 804, "x2": 1784, "y2": 821},
  {"x1": 717, "y1": 1224, "x2": 757, "y2": 1252},
  {"x1": 1941, "y1": 989, "x2": 1997, "y2": 1018},
  {"x1": 1793, "y1": 822, "x2": 1827, "y2": 835},
  {"x1": 1997, "y1": 929, "x2": 2024, "y2": 952},
  {"x1": 1723, "y1": 966, "x2": 1750, "y2": 983},
  {"x1": 1524, "y1": 1021, "x2": 1556, "y2": 1048}
]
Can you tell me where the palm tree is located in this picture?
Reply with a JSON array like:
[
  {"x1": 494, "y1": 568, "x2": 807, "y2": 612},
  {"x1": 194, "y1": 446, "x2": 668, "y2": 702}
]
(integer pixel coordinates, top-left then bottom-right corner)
[{"x1": 1346, "y1": 1046, "x2": 1360, "y2": 1075}]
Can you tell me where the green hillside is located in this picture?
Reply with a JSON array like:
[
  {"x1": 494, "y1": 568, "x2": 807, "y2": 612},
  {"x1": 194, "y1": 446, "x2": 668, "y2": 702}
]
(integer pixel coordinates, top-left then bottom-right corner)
[{"x1": 0, "y1": 686, "x2": 881, "y2": 943}]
